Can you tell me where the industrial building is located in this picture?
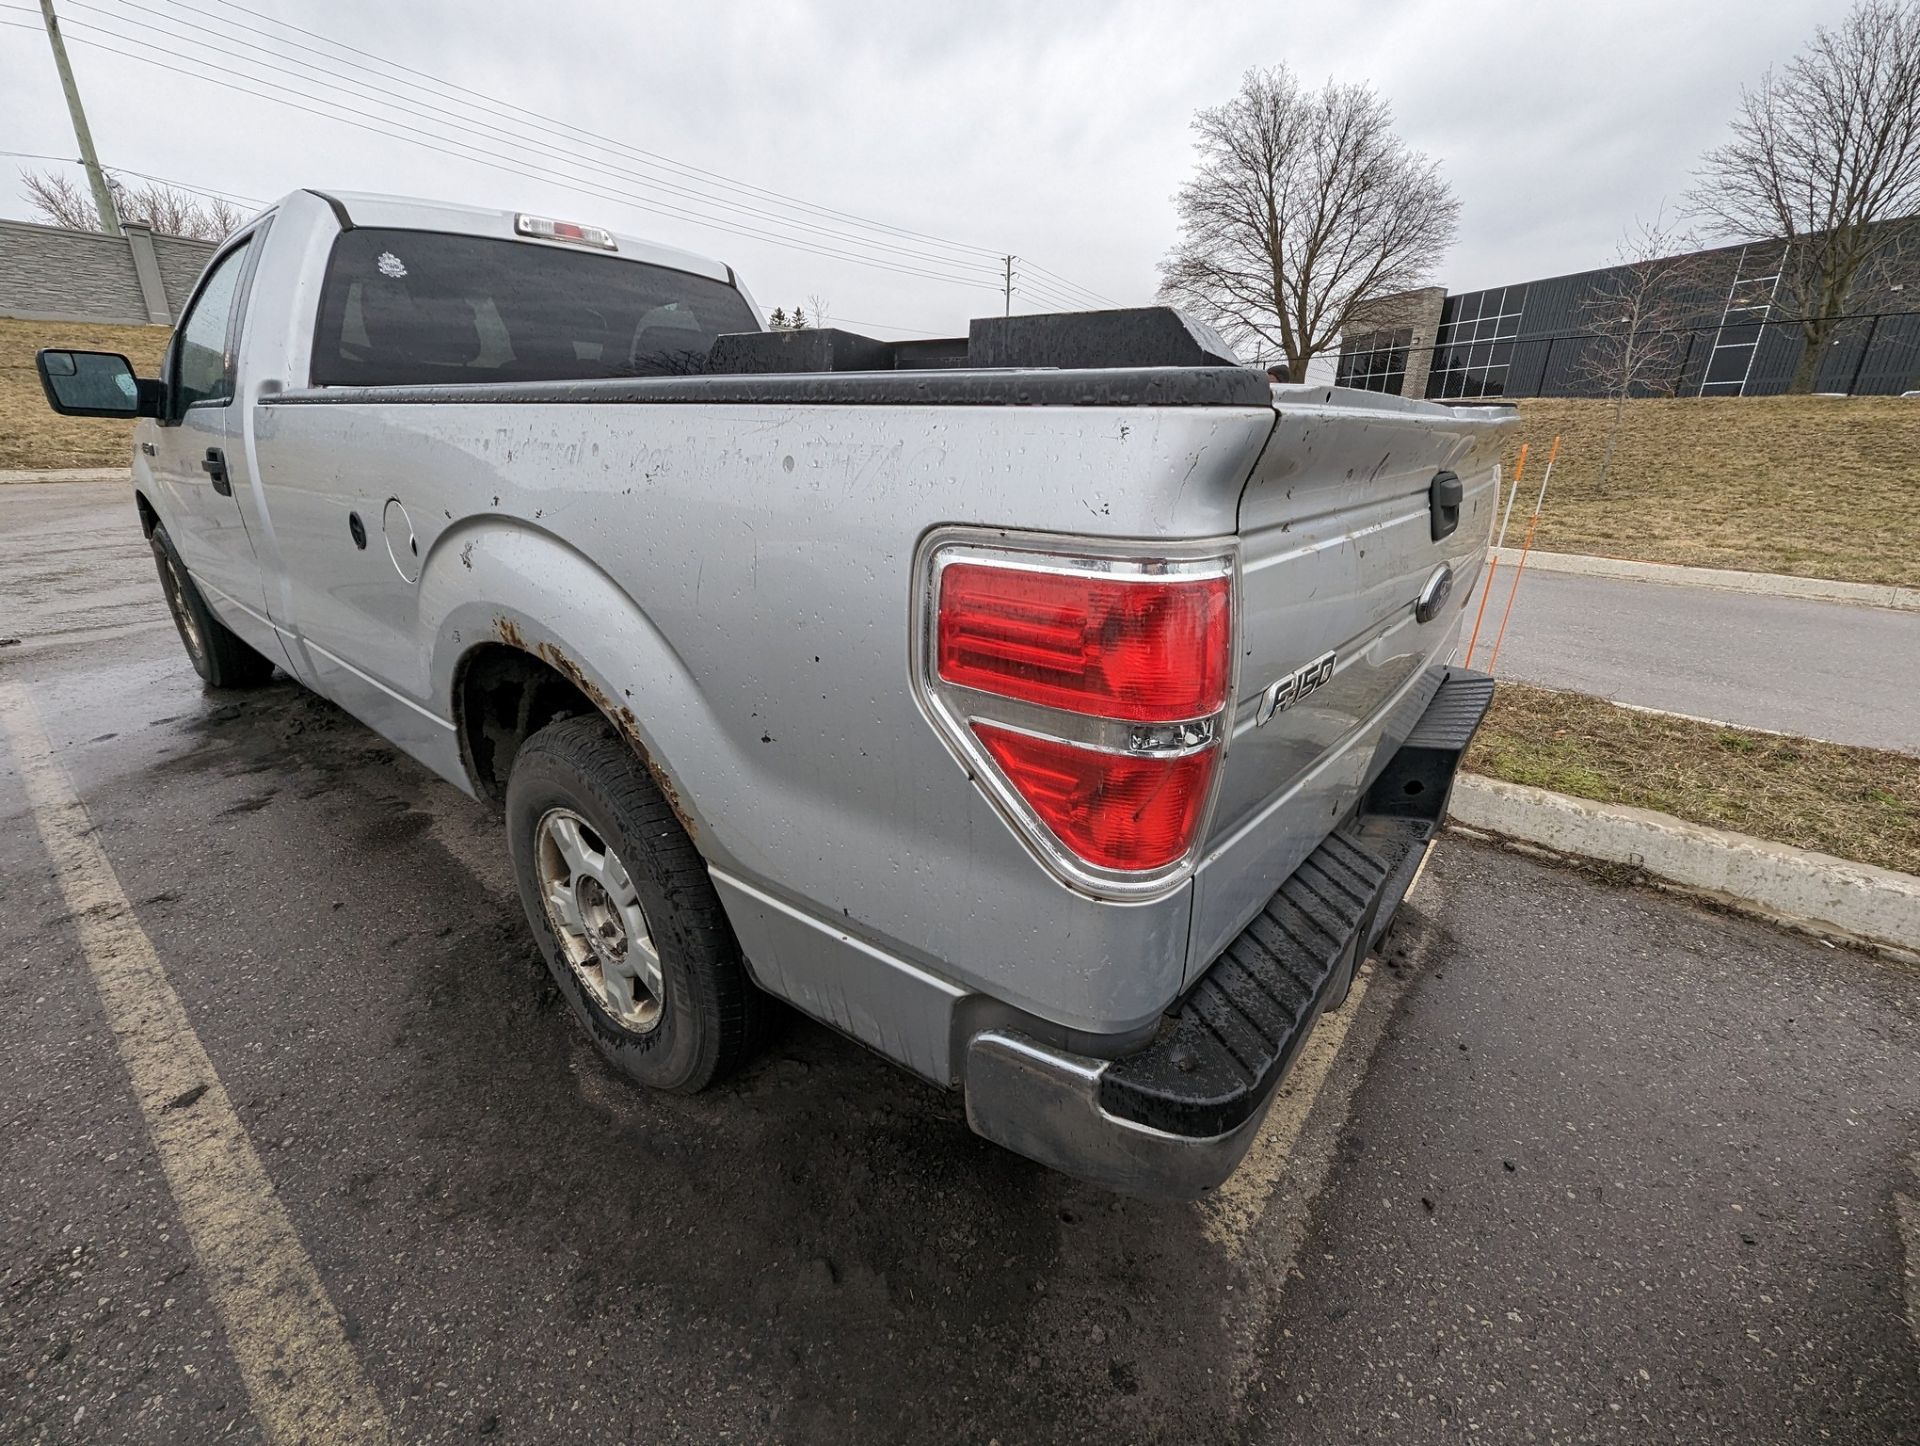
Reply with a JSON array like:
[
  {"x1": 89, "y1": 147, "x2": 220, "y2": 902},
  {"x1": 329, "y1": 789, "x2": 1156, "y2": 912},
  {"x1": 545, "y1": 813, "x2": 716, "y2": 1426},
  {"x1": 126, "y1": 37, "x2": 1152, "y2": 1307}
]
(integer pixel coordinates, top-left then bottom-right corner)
[{"x1": 1334, "y1": 227, "x2": 1920, "y2": 401}]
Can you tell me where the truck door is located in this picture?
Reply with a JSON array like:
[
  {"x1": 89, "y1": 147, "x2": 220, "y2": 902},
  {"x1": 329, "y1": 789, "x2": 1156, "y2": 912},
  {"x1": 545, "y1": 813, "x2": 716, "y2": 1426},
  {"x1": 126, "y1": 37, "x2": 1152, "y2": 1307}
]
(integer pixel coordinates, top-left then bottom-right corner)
[{"x1": 147, "y1": 225, "x2": 283, "y2": 664}]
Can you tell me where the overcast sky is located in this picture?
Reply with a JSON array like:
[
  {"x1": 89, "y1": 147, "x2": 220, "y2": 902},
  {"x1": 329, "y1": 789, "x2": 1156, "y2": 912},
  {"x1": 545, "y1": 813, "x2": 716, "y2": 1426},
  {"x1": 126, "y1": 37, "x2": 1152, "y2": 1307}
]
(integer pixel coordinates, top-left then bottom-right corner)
[{"x1": 2, "y1": 0, "x2": 1837, "y2": 339}]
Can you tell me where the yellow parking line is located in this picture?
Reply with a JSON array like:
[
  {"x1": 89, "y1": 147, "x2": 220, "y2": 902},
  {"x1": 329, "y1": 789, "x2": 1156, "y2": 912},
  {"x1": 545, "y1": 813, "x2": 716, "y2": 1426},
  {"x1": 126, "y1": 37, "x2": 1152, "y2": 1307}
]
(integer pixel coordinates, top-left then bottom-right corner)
[{"x1": 0, "y1": 684, "x2": 393, "y2": 1445}]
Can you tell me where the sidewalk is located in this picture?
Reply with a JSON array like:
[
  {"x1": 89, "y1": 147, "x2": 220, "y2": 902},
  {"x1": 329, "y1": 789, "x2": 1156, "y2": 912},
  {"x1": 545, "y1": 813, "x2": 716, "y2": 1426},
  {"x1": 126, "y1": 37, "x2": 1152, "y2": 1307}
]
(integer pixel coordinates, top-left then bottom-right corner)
[
  {"x1": 1493, "y1": 546, "x2": 1920, "y2": 613},
  {"x1": 1449, "y1": 774, "x2": 1920, "y2": 963},
  {"x1": 0, "y1": 467, "x2": 125, "y2": 486}
]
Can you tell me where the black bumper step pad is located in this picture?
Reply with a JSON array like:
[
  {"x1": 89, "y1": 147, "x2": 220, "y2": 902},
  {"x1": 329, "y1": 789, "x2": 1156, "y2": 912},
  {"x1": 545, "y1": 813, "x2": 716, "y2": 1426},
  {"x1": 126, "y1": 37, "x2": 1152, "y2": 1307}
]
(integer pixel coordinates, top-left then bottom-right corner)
[
  {"x1": 1098, "y1": 819, "x2": 1416, "y2": 1136},
  {"x1": 1405, "y1": 669, "x2": 1496, "y2": 751},
  {"x1": 1096, "y1": 668, "x2": 1492, "y2": 1139}
]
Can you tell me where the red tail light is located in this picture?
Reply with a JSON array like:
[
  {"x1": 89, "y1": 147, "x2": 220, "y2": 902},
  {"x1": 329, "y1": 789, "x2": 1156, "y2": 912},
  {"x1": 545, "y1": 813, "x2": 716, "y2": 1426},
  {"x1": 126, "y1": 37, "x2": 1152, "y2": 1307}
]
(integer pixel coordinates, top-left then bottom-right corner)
[
  {"x1": 919, "y1": 537, "x2": 1236, "y2": 892},
  {"x1": 938, "y1": 563, "x2": 1230, "y2": 721},
  {"x1": 972, "y1": 724, "x2": 1218, "y2": 872}
]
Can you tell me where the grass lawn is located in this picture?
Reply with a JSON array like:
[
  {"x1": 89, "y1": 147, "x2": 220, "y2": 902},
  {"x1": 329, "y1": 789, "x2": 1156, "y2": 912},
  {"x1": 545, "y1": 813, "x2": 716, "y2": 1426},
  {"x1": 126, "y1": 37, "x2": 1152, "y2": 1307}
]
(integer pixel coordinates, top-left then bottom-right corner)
[
  {"x1": 1465, "y1": 683, "x2": 1920, "y2": 877},
  {"x1": 1, "y1": 317, "x2": 167, "y2": 471},
  {"x1": 1500, "y1": 396, "x2": 1920, "y2": 590}
]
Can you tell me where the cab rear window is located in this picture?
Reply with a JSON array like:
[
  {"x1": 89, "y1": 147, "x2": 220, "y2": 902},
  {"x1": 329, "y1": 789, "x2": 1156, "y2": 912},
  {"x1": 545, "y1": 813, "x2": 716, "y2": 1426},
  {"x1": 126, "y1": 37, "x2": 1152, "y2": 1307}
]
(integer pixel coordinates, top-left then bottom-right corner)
[{"x1": 309, "y1": 228, "x2": 758, "y2": 387}]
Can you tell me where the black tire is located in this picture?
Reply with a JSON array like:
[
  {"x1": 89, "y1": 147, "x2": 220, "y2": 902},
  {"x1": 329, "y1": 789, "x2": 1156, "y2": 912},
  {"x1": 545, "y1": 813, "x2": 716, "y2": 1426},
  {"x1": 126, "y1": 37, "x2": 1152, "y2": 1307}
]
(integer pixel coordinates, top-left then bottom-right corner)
[
  {"x1": 505, "y1": 713, "x2": 759, "y2": 1092},
  {"x1": 149, "y1": 522, "x2": 276, "y2": 689}
]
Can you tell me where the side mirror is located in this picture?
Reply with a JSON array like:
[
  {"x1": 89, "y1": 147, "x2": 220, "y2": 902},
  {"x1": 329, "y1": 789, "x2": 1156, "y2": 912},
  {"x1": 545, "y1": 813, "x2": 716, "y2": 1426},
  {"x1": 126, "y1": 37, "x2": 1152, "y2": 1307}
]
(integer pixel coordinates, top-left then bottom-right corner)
[{"x1": 36, "y1": 349, "x2": 161, "y2": 419}]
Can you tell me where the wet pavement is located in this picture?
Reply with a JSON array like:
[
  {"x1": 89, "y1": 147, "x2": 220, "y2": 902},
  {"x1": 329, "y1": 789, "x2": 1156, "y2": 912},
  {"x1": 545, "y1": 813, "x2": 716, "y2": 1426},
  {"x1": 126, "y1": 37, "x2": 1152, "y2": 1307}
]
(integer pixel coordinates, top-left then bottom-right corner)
[{"x1": 3, "y1": 481, "x2": 1918, "y2": 1444}]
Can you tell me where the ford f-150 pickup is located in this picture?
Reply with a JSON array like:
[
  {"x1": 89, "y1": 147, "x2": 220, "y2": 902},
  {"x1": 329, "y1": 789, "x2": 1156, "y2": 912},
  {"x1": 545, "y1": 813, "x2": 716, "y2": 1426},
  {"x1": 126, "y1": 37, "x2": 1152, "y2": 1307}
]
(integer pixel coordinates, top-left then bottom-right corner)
[{"x1": 37, "y1": 189, "x2": 1514, "y2": 1196}]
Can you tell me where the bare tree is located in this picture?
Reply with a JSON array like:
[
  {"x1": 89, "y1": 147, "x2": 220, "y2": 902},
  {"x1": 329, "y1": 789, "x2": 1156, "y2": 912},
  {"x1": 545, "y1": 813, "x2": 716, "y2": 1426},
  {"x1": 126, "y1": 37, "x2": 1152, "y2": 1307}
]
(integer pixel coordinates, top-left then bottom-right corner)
[
  {"x1": 115, "y1": 177, "x2": 243, "y2": 241},
  {"x1": 1156, "y1": 65, "x2": 1460, "y2": 374},
  {"x1": 19, "y1": 166, "x2": 244, "y2": 241},
  {"x1": 1688, "y1": 1, "x2": 1920, "y2": 392},
  {"x1": 1574, "y1": 216, "x2": 1719, "y2": 492},
  {"x1": 805, "y1": 293, "x2": 832, "y2": 329},
  {"x1": 20, "y1": 168, "x2": 94, "y2": 229}
]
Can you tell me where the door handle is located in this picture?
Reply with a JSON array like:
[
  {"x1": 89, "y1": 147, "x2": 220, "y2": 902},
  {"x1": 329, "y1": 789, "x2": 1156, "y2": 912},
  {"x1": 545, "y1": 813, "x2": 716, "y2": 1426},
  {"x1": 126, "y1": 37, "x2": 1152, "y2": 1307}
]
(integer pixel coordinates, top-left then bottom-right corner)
[
  {"x1": 1428, "y1": 469, "x2": 1462, "y2": 541},
  {"x1": 202, "y1": 447, "x2": 231, "y2": 496}
]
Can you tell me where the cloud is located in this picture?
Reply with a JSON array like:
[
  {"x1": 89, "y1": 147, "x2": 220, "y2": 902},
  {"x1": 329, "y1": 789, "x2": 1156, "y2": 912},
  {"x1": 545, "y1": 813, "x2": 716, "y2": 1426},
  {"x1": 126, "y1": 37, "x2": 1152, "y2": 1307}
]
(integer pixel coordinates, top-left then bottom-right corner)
[{"x1": 1, "y1": 0, "x2": 1834, "y2": 335}]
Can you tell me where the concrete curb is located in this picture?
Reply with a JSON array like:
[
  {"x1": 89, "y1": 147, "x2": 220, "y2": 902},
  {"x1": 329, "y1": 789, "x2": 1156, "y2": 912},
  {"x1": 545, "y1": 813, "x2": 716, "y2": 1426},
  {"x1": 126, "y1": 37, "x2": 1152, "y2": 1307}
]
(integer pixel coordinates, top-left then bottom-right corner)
[
  {"x1": 0, "y1": 468, "x2": 125, "y2": 486},
  {"x1": 1492, "y1": 547, "x2": 1920, "y2": 613},
  {"x1": 1449, "y1": 773, "x2": 1920, "y2": 961}
]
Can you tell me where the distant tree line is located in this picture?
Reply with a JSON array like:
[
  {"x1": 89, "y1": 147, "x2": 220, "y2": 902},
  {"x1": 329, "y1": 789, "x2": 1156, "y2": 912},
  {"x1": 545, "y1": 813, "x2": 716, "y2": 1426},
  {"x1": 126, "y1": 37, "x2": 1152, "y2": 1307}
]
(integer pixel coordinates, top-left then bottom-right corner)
[
  {"x1": 767, "y1": 295, "x2": 831, "y2": 331},
  {"x1": 20, "y1": 167, "x2": 245, "y2": 242}
]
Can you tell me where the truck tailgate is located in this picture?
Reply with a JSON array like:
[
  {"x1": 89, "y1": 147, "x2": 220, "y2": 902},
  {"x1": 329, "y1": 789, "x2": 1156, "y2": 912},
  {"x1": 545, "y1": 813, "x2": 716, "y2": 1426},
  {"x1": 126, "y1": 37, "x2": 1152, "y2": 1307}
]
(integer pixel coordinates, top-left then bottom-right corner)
[{"x1": 1185, "y1": 388, "x2": 1515, "y2": 983}]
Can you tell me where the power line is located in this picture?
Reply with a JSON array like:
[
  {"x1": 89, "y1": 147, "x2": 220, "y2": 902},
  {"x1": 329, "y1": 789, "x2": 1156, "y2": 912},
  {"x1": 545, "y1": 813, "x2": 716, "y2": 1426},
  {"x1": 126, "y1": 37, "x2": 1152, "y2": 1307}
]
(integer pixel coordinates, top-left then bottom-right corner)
[
  {"x1": 108, "y1": 163, "x2": 263, "y2": 208},
  {"x1": 3, "y1": 2, "x2": 1124, "y2": 306},
  {"x1": 48, "y1": 3, "x2": 998, "y2": 280},
  {"x1": 0, "y1": 145, "x2": 267, "y2": 208},
  {"x1": 187, "y1": 0, "x2": 1011, "y2": 262},
  {"x1": 1009, "y1": 278, "x2": 1100, "y2": 313},
  {"x1": 160, "y1": 0, "x2": 1120, "y2": 302},
  {"x1": 70, "y1": 0, "x2": 1007, "y2": 278},
  {"x1": 0, "y1": 16, "x2": 1009, "y2": 294},
  {"x1": 823, "y1": 316, "x2": 953, "y2": 338},
  {"x1": 976, "y1": 251, "x2": 1103, "y2": 312},
  {"x1": 1020, "y1": 259, "x2": 1121, "y2": 309},
  {"x1": 1013, "y1": 279, "x2": 1102, "y2": 312},
  {"x1": 1022, "y1": 276, "x2": 1115, "y2": 312},
  {"x1": 0, "y1": 145, "x2": 83, "y2": 165}
]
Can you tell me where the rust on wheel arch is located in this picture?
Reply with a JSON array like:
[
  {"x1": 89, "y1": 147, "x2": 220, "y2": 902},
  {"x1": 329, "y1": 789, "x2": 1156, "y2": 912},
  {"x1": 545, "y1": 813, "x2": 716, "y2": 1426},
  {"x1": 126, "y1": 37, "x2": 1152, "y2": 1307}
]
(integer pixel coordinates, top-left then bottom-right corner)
[{"x1": 488, "y1": 616, "x2": 698, "y2": 839}]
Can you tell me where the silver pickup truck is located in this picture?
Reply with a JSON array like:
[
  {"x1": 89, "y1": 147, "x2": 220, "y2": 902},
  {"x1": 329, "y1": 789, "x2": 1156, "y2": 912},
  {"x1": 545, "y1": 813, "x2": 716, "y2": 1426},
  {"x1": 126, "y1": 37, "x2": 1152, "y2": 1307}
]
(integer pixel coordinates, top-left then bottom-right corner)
[{"x1": 38, "y1": 190, "x2": 1513, "y2": 1196}]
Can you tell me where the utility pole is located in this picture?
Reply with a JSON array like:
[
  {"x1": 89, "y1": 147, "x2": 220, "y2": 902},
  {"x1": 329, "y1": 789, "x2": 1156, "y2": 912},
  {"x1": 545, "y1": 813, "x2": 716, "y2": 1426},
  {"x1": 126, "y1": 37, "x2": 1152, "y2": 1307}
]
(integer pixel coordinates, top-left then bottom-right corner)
[
  {"x1": 1002, "y1": 255, "x2": 1015, "y2": 317},
  {"x1": 38, "y1": 0, "x2": 120, "y2": 236}
]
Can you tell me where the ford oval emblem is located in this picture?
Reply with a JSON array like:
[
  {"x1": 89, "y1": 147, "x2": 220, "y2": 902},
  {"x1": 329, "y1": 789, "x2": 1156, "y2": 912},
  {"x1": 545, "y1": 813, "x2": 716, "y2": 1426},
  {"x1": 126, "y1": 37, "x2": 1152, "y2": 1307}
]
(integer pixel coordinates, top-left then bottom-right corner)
[{"x1": 1415, "y1": 563, "x2": 1454, "y2": 624}]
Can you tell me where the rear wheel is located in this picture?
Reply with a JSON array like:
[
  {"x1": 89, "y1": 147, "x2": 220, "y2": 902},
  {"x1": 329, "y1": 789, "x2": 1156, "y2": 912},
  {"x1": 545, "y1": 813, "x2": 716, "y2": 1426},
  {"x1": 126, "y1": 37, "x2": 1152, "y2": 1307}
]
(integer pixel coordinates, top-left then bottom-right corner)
[
  {"x1": 505, "y1": 714, "x2": 759, "y2": 1092},
  {"x1": 149, "y1": 522, "x2": 276, "y2": 688}
]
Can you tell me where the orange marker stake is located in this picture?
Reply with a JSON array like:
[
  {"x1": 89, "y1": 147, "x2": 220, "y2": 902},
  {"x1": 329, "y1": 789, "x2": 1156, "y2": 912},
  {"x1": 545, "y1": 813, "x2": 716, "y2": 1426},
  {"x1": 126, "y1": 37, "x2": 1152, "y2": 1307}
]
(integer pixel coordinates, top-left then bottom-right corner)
[
  {"x1": 1486, "y1": 434, "x2": 1562, "y2": 673},
  {"x1": 1465, "y1": 441, "x2": 1527, "y2": 668}
]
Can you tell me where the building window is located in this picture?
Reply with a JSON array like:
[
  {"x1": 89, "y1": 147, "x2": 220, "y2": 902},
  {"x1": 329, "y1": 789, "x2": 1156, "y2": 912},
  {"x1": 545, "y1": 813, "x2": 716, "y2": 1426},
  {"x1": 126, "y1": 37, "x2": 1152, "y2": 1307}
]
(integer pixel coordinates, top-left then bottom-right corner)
[
  {"x1": 1425, "y1": 285, "x2": 1527, "y2": 399},
  {"x1": 1336, "y1": 326, "x2": 1412, "y2": 393}
]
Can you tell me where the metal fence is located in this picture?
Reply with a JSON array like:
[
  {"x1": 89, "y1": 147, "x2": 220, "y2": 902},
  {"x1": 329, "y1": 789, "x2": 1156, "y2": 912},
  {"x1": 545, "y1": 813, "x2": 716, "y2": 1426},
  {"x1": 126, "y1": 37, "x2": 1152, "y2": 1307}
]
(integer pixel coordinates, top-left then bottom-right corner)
[{"x1": 1332, "y1": 310, "x2": 1920, "y2": 401}]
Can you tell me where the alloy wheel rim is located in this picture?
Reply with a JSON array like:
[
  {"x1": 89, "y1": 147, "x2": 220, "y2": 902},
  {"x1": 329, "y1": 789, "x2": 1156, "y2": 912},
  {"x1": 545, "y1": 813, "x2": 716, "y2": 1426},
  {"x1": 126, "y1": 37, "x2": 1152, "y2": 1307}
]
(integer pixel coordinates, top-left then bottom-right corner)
[
  {"x1": 158, "y1": 548, "x2": 206, "y2": 663},
  {"x1": 534, "y1": 807, "x2": 663, "y2": 1033}
]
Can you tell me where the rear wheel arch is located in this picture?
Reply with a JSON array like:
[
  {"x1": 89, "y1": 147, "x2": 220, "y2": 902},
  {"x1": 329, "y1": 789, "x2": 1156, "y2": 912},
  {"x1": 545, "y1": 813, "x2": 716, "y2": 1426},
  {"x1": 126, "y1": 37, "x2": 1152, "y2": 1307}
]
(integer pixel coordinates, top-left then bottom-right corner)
[
  {"x1": 421, "y1": 528, "x2": 715, "y2": 841},
  {"x1": 455, "y1": 641, "x2": 596, "y2": 803},
  {"x1": 134, "y1": 490, "x2": 159, "y2": 536},
  {"x1": 451, "y1": 640, "x2": 699, "y2": 851}
]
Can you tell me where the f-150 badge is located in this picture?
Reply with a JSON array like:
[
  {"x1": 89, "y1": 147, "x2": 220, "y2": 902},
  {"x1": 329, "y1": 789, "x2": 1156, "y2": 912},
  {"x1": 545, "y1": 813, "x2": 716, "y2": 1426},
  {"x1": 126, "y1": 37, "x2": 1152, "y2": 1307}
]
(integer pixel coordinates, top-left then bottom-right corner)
[{"x1": 1256, "y1": 650, "x2": 1336, "y2": 725}]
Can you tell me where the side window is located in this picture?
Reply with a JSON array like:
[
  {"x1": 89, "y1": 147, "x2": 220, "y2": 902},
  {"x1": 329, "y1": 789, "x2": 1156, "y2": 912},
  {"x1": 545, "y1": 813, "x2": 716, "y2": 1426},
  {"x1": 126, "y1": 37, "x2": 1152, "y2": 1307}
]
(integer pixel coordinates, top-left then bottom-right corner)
[{"x1": 174, "y1": 239, "x2": 253, "y2": 410}]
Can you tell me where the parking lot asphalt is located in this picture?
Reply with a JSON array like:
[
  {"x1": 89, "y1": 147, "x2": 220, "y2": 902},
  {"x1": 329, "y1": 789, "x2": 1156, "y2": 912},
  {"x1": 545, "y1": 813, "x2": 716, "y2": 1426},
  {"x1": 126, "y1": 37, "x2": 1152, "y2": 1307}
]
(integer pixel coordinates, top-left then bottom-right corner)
[{"x1": 4, "y1": 480, "x2": 1919, "y2": 1444}]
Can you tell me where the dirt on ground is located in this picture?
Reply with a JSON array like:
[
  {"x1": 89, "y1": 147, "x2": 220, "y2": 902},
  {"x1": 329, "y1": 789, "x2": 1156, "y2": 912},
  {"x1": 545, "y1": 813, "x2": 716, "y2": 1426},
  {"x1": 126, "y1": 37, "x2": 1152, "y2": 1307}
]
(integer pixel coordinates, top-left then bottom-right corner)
[
  {"x1": 0, "y1": 316, "x2": 166, "y2": 470},
  {"x1": 1466, "y1": 681, "x2": 1920, "y2": 876},
  {"x1": 1500, "y1": 395, "x2": 1920, "y2": 589}
]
